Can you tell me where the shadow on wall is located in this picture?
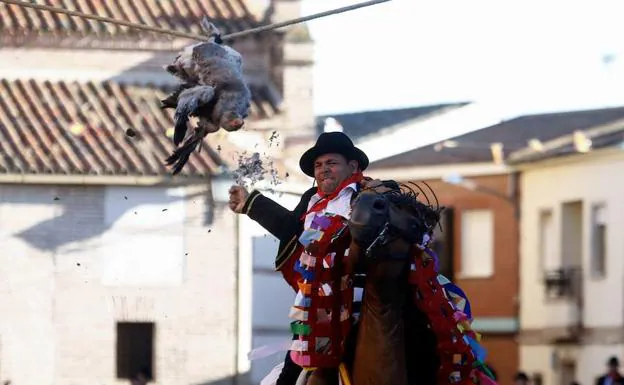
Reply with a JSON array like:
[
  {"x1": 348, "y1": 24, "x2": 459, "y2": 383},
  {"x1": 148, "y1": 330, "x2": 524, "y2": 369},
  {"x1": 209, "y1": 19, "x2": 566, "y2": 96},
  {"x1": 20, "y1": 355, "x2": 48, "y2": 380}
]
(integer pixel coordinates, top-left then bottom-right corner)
[{"x1": 0, "y1": 184, "x2": 214, "y2": 251}]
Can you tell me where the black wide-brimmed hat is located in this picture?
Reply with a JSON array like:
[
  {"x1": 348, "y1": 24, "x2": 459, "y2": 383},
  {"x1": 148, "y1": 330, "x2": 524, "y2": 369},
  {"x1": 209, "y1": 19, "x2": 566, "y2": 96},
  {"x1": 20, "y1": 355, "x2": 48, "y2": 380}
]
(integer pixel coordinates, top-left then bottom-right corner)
[{"x1": 299, "y1": 131, "x2": 369, "y2": 177}]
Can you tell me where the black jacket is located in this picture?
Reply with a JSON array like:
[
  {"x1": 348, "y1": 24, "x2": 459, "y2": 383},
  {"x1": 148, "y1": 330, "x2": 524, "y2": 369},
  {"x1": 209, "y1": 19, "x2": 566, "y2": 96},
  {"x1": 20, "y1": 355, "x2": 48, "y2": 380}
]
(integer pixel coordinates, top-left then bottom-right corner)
[
  {"x1": 596, "y1": 375, "x2": 624, "y2": 385},
  {"x1": 241, "y1": 180, "x2": 399, "y2": 270}
]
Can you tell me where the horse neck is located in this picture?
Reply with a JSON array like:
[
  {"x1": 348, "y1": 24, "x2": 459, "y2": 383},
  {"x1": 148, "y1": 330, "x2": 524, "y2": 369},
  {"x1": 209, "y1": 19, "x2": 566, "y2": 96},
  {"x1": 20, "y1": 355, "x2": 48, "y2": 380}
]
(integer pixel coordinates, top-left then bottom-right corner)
[{"x1": 351, "y1": 245, "x2": 411, "y2": 385}]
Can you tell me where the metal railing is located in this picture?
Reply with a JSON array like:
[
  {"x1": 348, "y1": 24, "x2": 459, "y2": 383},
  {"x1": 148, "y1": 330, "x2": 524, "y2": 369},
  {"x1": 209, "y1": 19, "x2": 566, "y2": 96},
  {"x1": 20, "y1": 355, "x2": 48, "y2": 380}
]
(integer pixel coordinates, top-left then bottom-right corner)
[
  {"x1": 542, "y1": 266, "x2": 584, "y2": 337},
  {"x1": 543, "y1": 266, "x2": 583, "y2": 300}
]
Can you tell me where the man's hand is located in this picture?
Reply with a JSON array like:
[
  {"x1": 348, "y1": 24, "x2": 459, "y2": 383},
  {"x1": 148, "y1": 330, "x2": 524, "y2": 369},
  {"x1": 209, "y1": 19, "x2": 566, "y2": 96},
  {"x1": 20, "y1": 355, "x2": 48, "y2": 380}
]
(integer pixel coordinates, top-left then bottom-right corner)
[
  {"x1": 228, "y1": 185, "x2": 249, "y2": 213},
  {"x1": 360, "y1": 177, "x2": 383, "y2": 190}
]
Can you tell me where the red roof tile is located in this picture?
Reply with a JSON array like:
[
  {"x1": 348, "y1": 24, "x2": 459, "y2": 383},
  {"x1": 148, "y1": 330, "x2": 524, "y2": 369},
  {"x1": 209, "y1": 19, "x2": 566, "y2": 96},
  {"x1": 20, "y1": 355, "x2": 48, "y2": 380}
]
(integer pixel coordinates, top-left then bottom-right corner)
[
  {"x1": 0, "y1": 0, "x2": 263, "y2": 47},
  {"x1": 0, "y1": 79, "x2": 279, "y2": 177}
]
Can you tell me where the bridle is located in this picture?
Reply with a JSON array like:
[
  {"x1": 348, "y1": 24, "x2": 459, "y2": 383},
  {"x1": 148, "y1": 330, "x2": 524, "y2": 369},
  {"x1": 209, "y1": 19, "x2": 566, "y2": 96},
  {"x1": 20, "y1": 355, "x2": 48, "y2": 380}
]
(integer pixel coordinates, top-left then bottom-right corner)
[
  {"x1": 349, "y1": 186, "x2": 441, "y2": 261},
  {"x1": 364, "y1": 221, "x2": 390, "y2": 258}
]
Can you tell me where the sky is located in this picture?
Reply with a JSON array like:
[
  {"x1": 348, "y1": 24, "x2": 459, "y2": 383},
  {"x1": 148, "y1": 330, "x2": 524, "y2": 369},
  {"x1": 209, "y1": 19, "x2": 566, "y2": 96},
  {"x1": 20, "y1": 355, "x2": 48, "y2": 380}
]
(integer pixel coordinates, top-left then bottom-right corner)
[{"x1": 294, "y1": 0, "x2": 624, "y2": 116}]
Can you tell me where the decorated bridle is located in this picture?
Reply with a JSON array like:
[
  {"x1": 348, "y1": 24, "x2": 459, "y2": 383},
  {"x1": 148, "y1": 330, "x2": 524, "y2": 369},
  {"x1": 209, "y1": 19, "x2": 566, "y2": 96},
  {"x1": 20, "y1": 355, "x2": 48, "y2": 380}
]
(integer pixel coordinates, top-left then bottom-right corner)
[{"x1": 348, "y1": 181, "x2": 443, "y2": 260}]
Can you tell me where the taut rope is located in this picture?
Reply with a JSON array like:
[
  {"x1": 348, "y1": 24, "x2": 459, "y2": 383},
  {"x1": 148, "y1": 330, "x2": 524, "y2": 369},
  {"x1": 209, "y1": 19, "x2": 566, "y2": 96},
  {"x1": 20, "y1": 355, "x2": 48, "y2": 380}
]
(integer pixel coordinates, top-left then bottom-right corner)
[{"x1": 0, "y1": 0, "x2": 392, "y2": 42}]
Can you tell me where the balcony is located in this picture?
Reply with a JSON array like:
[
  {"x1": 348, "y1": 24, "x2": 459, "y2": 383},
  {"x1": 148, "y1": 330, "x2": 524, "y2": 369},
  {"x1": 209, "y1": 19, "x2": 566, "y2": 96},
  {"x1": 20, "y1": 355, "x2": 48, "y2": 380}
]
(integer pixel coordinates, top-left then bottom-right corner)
[
  {"x1": 541, "y1": 266, "x2": 583, "y2": 341},
  {"x1": 543, "y1": 267, "x2": 582, "y2": 299}
]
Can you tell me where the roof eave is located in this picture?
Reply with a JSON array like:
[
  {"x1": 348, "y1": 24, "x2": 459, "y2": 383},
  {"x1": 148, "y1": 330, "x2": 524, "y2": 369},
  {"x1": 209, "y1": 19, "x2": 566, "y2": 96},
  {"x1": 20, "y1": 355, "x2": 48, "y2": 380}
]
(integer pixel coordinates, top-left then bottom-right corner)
[
  {"x1": 507, "y1": 118, "x2": 624, "y2": 165},
  {"x1": 365, "y1": 162, "x2": 510, "y2": 181},
  {"x1": 508, "y1": 146, "x2": 624, "y2": 170},
  {"x1": 0, "y1": 173, "x2": 214, "y2": 186}
]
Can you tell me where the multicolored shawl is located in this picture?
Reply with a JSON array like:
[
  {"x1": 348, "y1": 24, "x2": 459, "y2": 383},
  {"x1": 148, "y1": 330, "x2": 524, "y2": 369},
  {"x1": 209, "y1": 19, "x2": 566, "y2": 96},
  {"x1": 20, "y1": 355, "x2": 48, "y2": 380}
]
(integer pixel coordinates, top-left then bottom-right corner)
[
  {"x1": 288, "y1": 213, "x2": 354, "y2": 369},
  {"x1": 286, "y1": 212, "x2": 498, "y2": 385},
  {"x1": 411, "y1": 247, "x2": 497, "y2": 385}
]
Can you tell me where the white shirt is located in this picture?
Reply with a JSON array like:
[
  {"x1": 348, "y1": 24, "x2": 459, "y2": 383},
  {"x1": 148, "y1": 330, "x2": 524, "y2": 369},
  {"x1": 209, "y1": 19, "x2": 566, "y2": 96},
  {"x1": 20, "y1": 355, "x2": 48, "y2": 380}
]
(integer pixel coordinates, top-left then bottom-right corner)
[{"x1": 303, "y1": 182, "x2": 357, "y2": 229}]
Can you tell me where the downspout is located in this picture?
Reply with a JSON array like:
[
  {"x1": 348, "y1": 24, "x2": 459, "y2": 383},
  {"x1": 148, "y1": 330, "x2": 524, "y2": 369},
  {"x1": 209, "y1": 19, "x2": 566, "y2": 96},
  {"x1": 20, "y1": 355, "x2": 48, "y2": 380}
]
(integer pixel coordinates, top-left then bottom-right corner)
[
  {"x1": 211, "y1": 172, "x2": 242, "y2": 385},
  {"x1": 207, "y1": 173, "x2": 241, "y2": 385},
  {"x1": 507, "y1": 170, "x2": 521, "y2": 221},
  {"x1": 508, "y1": 171, "x2": 522, "y2": 339},
  {"x1": 233, "y1": 211, "x2": 240, "y2": 385}
]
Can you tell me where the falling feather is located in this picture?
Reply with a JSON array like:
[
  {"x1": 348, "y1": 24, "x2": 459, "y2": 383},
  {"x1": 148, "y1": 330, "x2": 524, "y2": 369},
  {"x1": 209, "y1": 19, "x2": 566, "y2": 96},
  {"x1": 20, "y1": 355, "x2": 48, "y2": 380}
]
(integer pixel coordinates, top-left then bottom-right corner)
[{"x1": 161, "y1": 17, "x2": 252, "y2": 175}]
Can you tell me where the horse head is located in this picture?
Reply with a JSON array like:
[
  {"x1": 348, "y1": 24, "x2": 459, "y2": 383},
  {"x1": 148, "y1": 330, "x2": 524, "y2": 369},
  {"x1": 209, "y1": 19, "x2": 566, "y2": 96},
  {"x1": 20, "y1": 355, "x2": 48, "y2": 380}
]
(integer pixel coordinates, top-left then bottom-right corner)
[
  {"x1": 348, "y1": 181, "x2": 443, "y2": 263},
  {"x1": 345, "y1": 181, "x2": 444, "y2": 385}
]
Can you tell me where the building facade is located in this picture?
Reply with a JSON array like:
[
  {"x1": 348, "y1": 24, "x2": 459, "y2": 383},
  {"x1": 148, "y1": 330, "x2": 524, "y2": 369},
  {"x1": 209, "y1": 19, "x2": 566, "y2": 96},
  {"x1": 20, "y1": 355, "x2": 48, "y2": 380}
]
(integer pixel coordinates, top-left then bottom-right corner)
[
  {"x1": 512, "y1": 134, "x2": 624, "y2": 385},
  {"x1": 0, "y1": 0, "x2": 315, "y2": 384},
  {"x1": 350, "y1": 104, "x2": 624, "y2": 385}
]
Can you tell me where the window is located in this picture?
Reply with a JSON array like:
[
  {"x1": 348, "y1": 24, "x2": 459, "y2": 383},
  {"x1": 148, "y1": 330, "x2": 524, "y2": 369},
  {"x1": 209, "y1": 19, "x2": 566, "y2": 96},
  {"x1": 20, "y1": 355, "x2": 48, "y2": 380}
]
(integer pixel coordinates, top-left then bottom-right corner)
[
  {"x1": 116, "y1": 322, "x2": 155, "y2": 381},
  {"x1": 539, "y1": 210, "x2": 556, "y2": 271},
  {"x1": 460, "y1": 209, "x2": 494, "y2": 278},
  {"x1": 591, "y1": 204, "x2": 607, "y2": 278},
  {"x1": 561, "y1": 201, "x2": 583, "y2": 269}
]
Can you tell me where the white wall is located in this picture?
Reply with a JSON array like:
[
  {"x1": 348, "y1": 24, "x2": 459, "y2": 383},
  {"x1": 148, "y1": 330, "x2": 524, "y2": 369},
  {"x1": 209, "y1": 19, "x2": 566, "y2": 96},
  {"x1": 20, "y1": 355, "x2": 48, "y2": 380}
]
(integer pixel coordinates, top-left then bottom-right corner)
[
  {"x1": 519, "y1": 150, "x2": 624, "y2": 385},
  {"x1": 0, "y1": 182, "x2": 239, "y2": 385},
  {"x1": 522, "y1": 344, "x2": 624, "y2": 385},
  {"x1": 520, "y1": 151, "x2": 624, "y2": 330}
]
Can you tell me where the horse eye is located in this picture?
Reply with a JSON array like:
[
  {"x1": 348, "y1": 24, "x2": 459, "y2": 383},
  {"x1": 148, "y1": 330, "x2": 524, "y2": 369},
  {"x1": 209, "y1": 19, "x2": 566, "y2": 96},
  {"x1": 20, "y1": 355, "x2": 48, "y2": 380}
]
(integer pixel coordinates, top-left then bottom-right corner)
[{"x1": 374, "y1": 201, "x2": 385, "y2": 210}]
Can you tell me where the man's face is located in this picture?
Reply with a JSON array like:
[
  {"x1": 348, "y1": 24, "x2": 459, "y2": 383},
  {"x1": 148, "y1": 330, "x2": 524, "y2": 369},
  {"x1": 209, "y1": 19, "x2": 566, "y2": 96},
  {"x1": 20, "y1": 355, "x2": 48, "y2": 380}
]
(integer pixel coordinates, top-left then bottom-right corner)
[{"x1": 314, "y1": 153, "x2": 358, "y2": 194}]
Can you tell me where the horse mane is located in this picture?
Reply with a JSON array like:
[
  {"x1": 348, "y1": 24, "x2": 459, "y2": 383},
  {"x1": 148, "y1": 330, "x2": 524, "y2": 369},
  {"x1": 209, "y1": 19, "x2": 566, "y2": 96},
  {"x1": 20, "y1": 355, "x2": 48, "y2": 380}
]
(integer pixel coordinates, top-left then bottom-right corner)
[{"x1": 384, "y1": 181, "x2": 445, "y2": 233}]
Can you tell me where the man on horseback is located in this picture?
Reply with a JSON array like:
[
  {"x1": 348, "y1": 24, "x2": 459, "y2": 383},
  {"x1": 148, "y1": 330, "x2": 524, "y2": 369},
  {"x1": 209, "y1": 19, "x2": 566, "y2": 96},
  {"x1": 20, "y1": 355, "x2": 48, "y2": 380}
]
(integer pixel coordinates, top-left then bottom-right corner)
[{"x1": 228, "y1": 131, "x2": 398, "y2": 385}]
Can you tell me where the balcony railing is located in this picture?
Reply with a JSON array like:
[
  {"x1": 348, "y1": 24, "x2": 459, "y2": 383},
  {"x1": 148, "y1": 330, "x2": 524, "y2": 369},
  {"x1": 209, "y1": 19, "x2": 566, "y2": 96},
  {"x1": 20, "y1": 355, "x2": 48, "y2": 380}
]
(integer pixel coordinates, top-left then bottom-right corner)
[
  {"x1": 542, "y1": 266, "x2": 584, "y2": 340},
  {"x1": 543, "y1": 266, "x2": 582, "y2": 300}
]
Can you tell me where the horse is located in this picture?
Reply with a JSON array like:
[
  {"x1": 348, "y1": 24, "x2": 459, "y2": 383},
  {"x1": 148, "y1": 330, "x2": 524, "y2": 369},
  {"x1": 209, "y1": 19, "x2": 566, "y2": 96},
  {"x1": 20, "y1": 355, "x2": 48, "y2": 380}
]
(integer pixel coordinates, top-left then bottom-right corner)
[{"x1": 295, "y1": 181, "x2": 447, "y2": 385}]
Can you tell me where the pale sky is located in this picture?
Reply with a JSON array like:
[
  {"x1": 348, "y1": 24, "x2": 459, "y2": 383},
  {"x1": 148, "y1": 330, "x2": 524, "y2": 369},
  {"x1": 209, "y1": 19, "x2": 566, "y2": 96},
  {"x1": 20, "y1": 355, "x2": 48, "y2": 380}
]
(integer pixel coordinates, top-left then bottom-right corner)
[{"x1": 297, "y1": 0, "x2": 624, "y2": 116}]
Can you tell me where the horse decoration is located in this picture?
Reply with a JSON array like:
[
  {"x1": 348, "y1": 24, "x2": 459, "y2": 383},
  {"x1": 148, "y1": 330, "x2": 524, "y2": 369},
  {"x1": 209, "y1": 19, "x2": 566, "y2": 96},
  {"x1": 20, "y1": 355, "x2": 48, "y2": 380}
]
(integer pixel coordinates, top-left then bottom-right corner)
[
  {"x1": 289, "y1": 182, "x2": 499, "y2": 385},
  {"x1": 289, "y1": 213, "x2": 355, "y2": 372}
]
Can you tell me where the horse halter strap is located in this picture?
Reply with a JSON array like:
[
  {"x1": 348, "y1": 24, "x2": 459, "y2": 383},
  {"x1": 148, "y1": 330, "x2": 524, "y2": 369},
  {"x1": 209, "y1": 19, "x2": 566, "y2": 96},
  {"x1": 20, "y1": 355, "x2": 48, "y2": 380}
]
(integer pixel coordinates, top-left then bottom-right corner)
[
  {"x1": 364, "y1": 221, "x2": 389, "y2": 258},
  {"x1": 354, "y1": 188, "x2": 412, "y2": 260}
]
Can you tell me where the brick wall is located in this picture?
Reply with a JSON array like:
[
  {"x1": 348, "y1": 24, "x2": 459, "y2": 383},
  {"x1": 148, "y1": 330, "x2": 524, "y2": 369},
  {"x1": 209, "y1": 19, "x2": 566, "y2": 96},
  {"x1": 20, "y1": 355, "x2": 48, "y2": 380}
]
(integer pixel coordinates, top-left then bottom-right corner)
[
  {"x1": 482, "y1": 335, "x2": 520, "y2": 385},
  {"x1": 414, "y1": 175, "x2": 520, "y2": 318},
  {"x1": 400, "y1": 174, "x2": 520, "y2": 385}
]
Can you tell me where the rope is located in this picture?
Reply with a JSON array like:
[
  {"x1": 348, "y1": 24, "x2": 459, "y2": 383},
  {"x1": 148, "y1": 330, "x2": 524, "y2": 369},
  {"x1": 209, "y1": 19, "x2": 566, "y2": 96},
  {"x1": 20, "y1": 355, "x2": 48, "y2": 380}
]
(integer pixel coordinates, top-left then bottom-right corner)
[
  {"x1": 0, "y1": 0, "x2": 392, "y2": 42},
  {"x1": 224, "y1": 0, "x2": 392, "y2": 40},
  {"x1": 0, "y1": 0, "x2": 205, "y2": 40}
]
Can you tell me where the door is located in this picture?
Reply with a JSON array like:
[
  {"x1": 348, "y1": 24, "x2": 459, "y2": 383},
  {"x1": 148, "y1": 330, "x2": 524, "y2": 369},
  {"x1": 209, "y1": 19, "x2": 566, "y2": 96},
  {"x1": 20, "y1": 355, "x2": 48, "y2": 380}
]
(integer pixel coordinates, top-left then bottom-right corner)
[{"x1": 560, "y1": 361, "x2": 576, "y2": 385}]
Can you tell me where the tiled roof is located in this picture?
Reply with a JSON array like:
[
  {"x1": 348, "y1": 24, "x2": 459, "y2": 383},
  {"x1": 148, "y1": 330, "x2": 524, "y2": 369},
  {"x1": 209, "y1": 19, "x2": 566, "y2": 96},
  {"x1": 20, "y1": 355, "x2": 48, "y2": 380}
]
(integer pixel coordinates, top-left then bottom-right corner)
[
  {"x1": 0, "y1": 0, "x2": 262, "y2": 48},
  {"x1": 369, "y1": 106, "x2": 624, "y2": 169},
  {"x1": 315, "y1": 103, "x2": 469, "y2": 141},
  {"x1": 0, "y1": 78, "x2": 279, "y2": 177}
]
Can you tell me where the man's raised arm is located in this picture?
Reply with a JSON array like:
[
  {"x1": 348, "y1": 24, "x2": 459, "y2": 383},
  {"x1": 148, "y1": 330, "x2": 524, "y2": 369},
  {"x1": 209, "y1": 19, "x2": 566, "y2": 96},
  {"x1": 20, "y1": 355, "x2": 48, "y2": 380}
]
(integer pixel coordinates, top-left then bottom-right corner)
[{"x1": 229, "y1": 185, "x2": 314, "y2": 242}]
